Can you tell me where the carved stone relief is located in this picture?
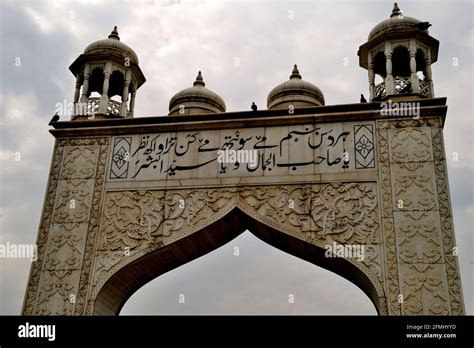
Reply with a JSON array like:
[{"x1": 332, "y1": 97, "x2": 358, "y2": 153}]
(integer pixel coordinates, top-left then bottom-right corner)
[
  {"x1": 394, "y1": 212, "x2": 443, "y2": 264},
  {"x1": 23, "y1": 116, "x2": 464, "y2": 316},
  {"x1": 61, "y1": 146, "x2": 99, "y2": 179},
  {"x1": 53, "y1": 179, "x2": 95, "y2": 223},
  {"x1": 44, "y1": 223, "x2": 89, "y2": 270},
  {"x1": 399, "y1": 263, "x2": 450, "y2": 315},
  {"x1": 35, "y1": 269, "x2": 81, "y2": 315},
  {"x1": 86, "y1": 182, "x2": 385, "y2": 314},
  {"x1": 376, "y1": 118, "x2": 463, "y2": 315},
  {"x1": 388, "y1": 127, "x2": 433, "y2": 164}
]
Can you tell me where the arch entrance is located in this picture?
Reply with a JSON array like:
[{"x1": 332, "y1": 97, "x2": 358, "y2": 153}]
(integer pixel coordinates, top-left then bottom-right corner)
[
  {"x1": 94, "y1": 206, "x2": 384, "y2": 315},
  {"x1": 23, "y1": 104, "x2": 464, "y2": 316}
]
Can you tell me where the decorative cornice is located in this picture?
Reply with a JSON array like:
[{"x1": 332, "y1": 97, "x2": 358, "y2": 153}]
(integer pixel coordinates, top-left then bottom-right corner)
[{"x1": 50, "y1": 98, "x2": 448, "y2": 138}]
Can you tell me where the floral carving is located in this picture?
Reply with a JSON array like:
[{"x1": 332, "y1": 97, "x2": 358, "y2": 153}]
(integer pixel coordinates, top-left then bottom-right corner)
[
  {"x1": 92, "y1": 251, "x2": 126, "y2": 288},
  {"x1": 44, "y1": 223, "x2": 88, "y2": 270},
  {"x1": 392, "y1": 163, "x2": 438, "y2": 211},
  {"x1": 310, "y1": 183, "x2": 378, "y2": 244},
  {"x1": 354, "y1": 124, "x2": 375, "y2": 168},
  {"x1": 376, "y1": 122, "x2": 401, "y2": 315},
  {"x1": 98, "y1": 191, "x2": 165, "y2": 251},
  {"x1": 75, "y1": 143, "x2": 109, "y2": 314},
  {"x1": 35, "y1": 270, "x2": 79, "y2": 315},
  {"x1": 389, "y1": 128, "x2": 432, "y2": 164},
  {"x1": 396, "y1": 212, "x2": 443, "y2": 264},
  {"x1": 239, "y1": 186, "x2": 311, "y2": 233},
  {"x1": 163, "y1": 189, "x2": 237, "y2": 237},
  {"x1": 23, "y1": 145, "x2": 64, "y2": 315},
  {"x1": 363, "y1": 245, "x2": 383, "y2": 282},
  {"x1": 53, "y1": 179, "x2": 95, "y2": 223},
  {"x1": 25, "y1": 115, "x2": 465, "y2": 317},
  {"x1": 432, "y1": 129, "x2": 465, "y2": 314},
  {"x1": 401, "y1": 264, "x2": 449, "y2": 315},
  {"x1": 61, "y1": 146, "x2": 99, "y2": 179}
]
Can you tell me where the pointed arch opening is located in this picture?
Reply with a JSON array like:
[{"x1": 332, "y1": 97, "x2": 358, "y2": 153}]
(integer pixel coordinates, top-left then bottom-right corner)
[{"x1": 92, "y1": 207, "x2": 384, "y2": 316}]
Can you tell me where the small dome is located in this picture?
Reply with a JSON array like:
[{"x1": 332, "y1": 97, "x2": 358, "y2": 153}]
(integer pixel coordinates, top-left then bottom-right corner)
[
  {"x1": 84, "y1": 26, "x2": 139, "y2": 64},
  {"x1": 368, "y1": 3, "x2": 428, "y2": 40},
  {"x1": 169, "y1": 71, "x2": 226, "y2": 115},
  {"x1": 267, "y1": 65, "x2": 325, "y2": 110}
]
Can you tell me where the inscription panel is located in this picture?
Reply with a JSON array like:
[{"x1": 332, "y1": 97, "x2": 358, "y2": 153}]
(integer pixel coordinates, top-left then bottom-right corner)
[{"x1": 107, "y1": 122, "x2": 376, "y2": 182}]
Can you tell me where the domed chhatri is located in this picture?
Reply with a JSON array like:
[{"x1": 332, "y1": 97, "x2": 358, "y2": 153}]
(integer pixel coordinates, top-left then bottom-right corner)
[
  {"x1": 368, "y1": 2, "x2": 429, "y2": 40},
  {"x1": 359, "y1": 3, "x2": 439, "y2": 101},
  {"x1": 83, "y1": 26, "x2": 139, "y2": 64},
  {"x1": 267, "y1": 65, "x2": 325, "y2": 110},
  {"x1": 69, "y1": 26, "x2": 146, "y2": 119},
  {"x1": 168, "y1": 71, "x2": 226, "y2": 115}
]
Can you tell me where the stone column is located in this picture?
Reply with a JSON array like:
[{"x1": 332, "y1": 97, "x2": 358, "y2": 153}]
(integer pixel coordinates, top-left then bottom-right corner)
[
  {"x1": 368, "y1": 54, "x2": 375, "y2": 101},
  {"x1": 73, "y1": 76, "x2": 81, "y2": 117},
  {"x1": 80, "y1": 64, "x2": 90, "y2": 103},
  {"x1": 129, "y1": 88, "x2": 136, "y2": 118},
  {"x1": 73, "y1": 77, "x2": 81, "y2": 104},
  {"x1": 425, "y1": 51, "x2": 434, "y2": 97},
  {"x1": 368, "y1": 64, "x2": 375, "y2": 101},
  {"x1": 99, "y1": 62, "x2": 112, "y2": 115},
  {"x1": 409, "y1": 40, "x2": 420, "y2": 94},
  {"x1": 384, "y1": 43, "x2": 394, "y2": 95},
  {"x1": 121, "y1": 70, "x2": 131, "y2": 117}
]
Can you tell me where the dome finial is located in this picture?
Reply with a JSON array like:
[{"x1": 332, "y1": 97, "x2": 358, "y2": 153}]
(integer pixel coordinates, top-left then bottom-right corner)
[
  {"x1": 193, "y1": 71, "x2": 205, "y2": 86},
  {"x1": 390, "y1": 3, "x2": 402, "y2": 18},
  {"x1": 290, "y1": 64, "x2": 302, "y2": 79},
  {"x1": 108, "y1": 26, "x2": 120, "y2": 40}
]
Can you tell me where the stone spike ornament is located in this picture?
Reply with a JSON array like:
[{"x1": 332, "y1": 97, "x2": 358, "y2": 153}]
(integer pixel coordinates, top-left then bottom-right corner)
[
  {"x1": 108, "y1": 26, "x2": 120, "y2": 40},
  {"x1": 290, "y1": 64, "x2": 302, "y2": 79},
  {"x1": 193, "y1": 71, "x2": 205, "y2": 87},
  {"x1": 391, "y1": 2, "x2": 402, "y2": 18}
]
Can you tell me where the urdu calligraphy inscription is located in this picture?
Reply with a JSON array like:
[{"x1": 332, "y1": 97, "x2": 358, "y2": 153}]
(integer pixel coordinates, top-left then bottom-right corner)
[{"x1": 109, "y1": 122, "x2": 376, "y2": 180}]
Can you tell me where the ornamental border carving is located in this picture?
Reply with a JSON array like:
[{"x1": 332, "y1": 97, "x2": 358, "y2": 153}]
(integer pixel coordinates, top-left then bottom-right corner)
[
  {"x1": 23, "y1": 145, "x2": 64, "y2": 315},
  {"x1": 376, "y1": 125, "x2": 401, "y2": 315},
  {"x1": 85, "y1": 183, "x2": 387, "y2": 315},
  {"x1": 75, "y1": 141, "x2": 109, "y2": 314},
  {"x1": 431, "y1": 128, "x2": 464, "y2": 314}
]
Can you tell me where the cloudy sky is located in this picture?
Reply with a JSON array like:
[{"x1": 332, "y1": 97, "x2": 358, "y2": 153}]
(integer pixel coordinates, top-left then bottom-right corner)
[{"x1": 0, "y1": 0, "x2": 472, "y2": 315}]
